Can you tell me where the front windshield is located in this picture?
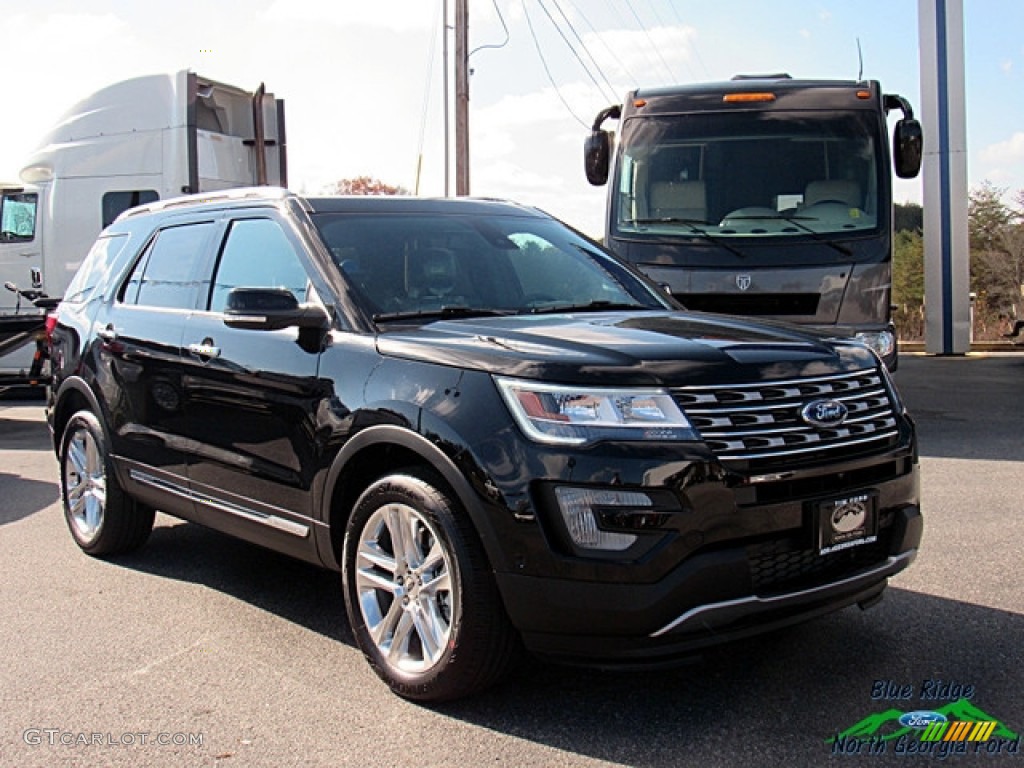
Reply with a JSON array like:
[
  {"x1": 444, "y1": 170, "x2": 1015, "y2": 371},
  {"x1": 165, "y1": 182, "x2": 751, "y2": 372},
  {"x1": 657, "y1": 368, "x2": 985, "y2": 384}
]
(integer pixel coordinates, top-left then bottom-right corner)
[
  {"x1": 312, "y1": 211, "x2": 669, "y2": 321},
  {"x1": 613, "y1": 111, "x2": 884, "y2": 239}
]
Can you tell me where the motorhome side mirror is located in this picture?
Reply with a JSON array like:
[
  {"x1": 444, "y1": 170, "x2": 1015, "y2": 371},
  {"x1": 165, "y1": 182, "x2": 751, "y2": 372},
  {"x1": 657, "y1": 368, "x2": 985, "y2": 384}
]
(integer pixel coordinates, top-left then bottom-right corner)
[
  {"x1": 223, "y1": 287, "x2": 328, "y2": 331},
  {"x1": 893, "y1": 118, "x2": 923, "y2": 179},
  {"x1": 584, "y1": 131, "x2": 612, "y2": 186}
]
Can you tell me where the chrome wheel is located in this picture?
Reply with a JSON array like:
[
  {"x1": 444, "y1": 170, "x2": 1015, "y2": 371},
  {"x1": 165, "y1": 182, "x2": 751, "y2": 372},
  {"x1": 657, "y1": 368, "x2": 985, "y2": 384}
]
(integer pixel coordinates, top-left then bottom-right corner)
[
  {"x1": 64, "y1": 423, "x2": 106, "y2": 543},
  {"x1": 354, "y1": 501, "x2": 457, "y2": 674},
  {"x1": 59, "y1": 410, "x2": 154, "y2": 556}
]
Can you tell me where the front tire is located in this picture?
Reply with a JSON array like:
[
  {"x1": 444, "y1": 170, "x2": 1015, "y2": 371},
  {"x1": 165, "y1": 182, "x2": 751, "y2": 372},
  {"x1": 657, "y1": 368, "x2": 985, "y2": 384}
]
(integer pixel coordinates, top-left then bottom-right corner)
[
  {"x1": 59, "y1": 410, "x2": 154, "y2": 556},
  {"x1": 342, "y1": 471, "x2": 517, "y2": 702}
]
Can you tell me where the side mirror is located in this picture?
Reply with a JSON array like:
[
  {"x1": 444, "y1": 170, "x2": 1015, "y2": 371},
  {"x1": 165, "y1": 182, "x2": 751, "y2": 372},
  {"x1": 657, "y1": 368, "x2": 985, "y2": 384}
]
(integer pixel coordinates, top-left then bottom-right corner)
[
  {"x1": 584, "y1": 130, "x2": 612, "y2": 186},
  {"x1": 223, "y1": 287, "x2": 328, "y2": 331},
  {"x1": 893, "y1": 118, "x2": 923, "y2": 179}
]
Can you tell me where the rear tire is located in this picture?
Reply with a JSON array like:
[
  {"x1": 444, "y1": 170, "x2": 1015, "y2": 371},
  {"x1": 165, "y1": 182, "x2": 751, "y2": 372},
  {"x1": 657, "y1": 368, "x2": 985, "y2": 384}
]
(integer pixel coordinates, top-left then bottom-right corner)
[
  {"x1": 59, "y1": 410, "x2": 154, "y2": 556},
  {"x1": 342, "y1": 470, "x2": 517, "y2": 702}
]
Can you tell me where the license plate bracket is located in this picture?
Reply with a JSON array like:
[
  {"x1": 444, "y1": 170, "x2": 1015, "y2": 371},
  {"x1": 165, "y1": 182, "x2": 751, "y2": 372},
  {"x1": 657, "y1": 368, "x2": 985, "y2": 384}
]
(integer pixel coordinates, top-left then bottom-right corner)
[{"x1": 815, "y1": 491, "x2": 878, "y2": 555}]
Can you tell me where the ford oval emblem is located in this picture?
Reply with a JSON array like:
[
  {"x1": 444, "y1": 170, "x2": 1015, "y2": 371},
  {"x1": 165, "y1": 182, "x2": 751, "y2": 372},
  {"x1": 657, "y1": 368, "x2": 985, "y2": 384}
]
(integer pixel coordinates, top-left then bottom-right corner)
[
  {"x1": 898, "y1": 711, "x2": 948, "y2": 729},
  {"x1": 800, "y1": 399, "x2": 848, "y2": 428}
]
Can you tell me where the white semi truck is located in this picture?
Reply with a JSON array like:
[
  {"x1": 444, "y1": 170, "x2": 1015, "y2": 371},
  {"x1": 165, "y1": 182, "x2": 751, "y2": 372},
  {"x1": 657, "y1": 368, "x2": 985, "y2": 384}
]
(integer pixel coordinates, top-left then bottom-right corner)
[{"x1": 0, "y1": 70, "x2": 286, "y2": 388}]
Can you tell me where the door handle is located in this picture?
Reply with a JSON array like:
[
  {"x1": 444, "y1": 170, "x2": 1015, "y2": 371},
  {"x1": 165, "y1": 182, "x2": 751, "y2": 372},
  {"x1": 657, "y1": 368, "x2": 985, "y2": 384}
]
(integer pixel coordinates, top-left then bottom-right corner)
[
  {"x1": 97, "y1": 325, "x2": 117, "y2": 342},
  {"x1": 188, "y1": 340, "x2": 221, "y2": 359}
]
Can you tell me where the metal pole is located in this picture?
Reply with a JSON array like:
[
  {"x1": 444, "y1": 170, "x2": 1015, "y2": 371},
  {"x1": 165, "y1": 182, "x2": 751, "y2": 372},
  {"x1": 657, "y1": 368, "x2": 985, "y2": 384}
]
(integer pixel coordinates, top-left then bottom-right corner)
[
  {"x1": 455, "y1": 0, "x2": 470, "y2": 196},
  {"x1": 919, "y1": 0, "x2": 970, "y2": 354},
  {"x1": 442, "y1": 0, "x2": 450, "y2": 197}
]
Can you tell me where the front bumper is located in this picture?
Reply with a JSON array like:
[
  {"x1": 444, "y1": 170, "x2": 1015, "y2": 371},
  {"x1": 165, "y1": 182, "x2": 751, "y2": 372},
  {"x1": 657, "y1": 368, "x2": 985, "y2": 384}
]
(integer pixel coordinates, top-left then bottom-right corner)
[{"x1": 497, "y1": 504, "x2": 921, "y2": 665}]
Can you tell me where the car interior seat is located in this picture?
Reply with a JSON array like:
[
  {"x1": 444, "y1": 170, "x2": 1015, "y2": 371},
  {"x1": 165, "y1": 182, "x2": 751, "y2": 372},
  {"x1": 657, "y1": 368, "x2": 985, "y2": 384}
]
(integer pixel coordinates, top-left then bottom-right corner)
[{"x1": 648, "y1": 180, "x2": 707, "y2": 222}]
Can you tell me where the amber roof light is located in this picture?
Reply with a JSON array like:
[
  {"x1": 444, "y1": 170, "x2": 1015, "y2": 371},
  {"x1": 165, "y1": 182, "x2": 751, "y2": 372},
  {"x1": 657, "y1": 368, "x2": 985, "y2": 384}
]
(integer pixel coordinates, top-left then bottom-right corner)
[{"x1": 723, "y1": 92, "x2": 776, "y2": 103}]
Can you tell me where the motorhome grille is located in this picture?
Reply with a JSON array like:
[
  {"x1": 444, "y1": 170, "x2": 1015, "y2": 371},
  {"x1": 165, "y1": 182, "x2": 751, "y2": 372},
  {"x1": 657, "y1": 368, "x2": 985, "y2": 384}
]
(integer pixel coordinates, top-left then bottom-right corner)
[
  {"x1": 674, "y1": 293, "x2": 820, "y2": 316},
  {"x1": 672, "y1": 369, "x2": 899, "y2": 463}
]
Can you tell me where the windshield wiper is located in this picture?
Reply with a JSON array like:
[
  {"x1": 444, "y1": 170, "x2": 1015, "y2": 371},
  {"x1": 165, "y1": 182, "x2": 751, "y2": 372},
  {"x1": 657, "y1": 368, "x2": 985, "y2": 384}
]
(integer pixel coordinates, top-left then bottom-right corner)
[
  {"x1": 526, "y1": 300, "x2": 646, "y2": 315},
  {"x1": 622, "y1": 217, "x2": 749, "y2": 259},
  {"x1": 721, "y1": 213, "x2": 854, "y2": 257},
  {"x1": 373, "y1": 305, "x2": 517, "y2": 323}
]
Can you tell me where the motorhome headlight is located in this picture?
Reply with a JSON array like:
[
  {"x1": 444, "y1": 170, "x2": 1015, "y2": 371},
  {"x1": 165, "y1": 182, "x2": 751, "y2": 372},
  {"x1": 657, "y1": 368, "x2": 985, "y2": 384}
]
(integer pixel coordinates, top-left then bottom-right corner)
[
  {"x1": 854, "y1": 329, "x2": 896, "y2": 360},
  {"x1": 496, "y1": 377, "x2": 698, "y2": 446}
]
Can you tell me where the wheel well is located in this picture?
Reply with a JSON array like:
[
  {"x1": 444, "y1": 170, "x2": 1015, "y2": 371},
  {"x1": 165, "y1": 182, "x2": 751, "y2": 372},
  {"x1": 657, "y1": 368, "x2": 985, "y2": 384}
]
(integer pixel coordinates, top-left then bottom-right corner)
[
  {"x1": 327, "y1": 443, "x2": 459, "y2": 563},
  {"x1": 52, "y1": 389, "x2": 92, "y2": 449}
]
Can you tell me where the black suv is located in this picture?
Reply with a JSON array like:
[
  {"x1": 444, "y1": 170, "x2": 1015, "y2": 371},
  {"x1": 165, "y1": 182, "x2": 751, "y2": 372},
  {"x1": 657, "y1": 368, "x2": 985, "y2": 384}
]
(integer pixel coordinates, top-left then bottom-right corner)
[{"x1": 47, "y1": 188, "x2": 921, "y2": 701}]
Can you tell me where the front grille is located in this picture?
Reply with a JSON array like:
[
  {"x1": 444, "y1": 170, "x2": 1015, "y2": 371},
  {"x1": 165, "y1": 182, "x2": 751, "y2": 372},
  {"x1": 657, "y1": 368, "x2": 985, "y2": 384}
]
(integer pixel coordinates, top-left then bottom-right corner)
[
  {"x1": 673, "y1": 369, "x2": 900, "y2": 464},
  {"x1": 748, "y1": 532, "x2": 891, "y2": 595}
]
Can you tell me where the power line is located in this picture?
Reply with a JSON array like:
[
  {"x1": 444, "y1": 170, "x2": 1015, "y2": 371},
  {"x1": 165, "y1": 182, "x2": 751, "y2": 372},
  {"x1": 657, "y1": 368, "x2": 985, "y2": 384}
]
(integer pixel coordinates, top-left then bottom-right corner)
[
  {"x1": 470, "y1": 0, "x2": 510, "y2": 59},
  {"x1": 521, "y1": 0, "x2": 589, "y2": 129},
  {"x1": 563, "y1": 0, "x2": 639, "y2": 87},
  {"x1": 622, "y1": 0, "x2": 677, "y2": 83},
  {"x1": 415, "y1": 0, "x2": 443, "y2": 194},
  {"x1": 546, "y1": 0, "x2": 619, "y2": 103},
  {"x1": 642, "y1": 0, "x2": 695, "y2": 80},
  {"x1": 662, "y1": 0, "x2": 711, "y2": 79}
]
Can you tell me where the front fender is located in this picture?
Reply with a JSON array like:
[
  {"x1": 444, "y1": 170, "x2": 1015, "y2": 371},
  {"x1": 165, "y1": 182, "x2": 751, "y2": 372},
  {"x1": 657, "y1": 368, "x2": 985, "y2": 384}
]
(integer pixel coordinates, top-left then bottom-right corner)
[{"x1": 316, "y1": 423, "x2": 508, "y2": 573}]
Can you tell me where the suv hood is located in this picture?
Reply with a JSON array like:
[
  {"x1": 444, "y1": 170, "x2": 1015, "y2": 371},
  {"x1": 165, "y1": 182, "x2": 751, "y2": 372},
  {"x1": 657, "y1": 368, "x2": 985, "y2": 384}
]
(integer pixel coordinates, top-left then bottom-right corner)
[{"x1": 375, "y1": 310, "x2": 877, "y2": 386}]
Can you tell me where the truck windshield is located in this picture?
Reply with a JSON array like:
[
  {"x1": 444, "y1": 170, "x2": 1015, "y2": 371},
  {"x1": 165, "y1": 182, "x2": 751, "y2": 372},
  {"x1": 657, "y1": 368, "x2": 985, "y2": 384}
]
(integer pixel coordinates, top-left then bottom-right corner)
[{"x1": 613, "y1": 111, "x2": 884, "y2": 240}]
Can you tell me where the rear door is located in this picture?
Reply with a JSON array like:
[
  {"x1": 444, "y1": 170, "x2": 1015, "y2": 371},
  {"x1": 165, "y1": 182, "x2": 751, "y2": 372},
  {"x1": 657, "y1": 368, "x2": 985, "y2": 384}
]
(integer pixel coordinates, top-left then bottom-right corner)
[
  {"x1": 178, "y1": 213, "x2": 326, "y2": 561},
  {"x1": 95, "y1": 218, "x2": 216, "y2": 514}
]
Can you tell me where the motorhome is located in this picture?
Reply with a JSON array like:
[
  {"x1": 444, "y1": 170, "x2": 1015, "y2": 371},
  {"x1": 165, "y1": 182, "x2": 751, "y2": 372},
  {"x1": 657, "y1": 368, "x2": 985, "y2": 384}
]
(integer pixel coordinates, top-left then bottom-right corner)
[{"x1": 584, "y1": 75, "x2": 922, "y2": 369}]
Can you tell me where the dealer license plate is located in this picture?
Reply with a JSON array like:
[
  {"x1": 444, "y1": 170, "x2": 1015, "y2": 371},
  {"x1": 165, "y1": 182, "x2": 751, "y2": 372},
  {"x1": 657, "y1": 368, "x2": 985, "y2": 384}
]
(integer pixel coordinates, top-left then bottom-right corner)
[{"x1": 815, "y1": 491, "x2": 878, "y2": 555}]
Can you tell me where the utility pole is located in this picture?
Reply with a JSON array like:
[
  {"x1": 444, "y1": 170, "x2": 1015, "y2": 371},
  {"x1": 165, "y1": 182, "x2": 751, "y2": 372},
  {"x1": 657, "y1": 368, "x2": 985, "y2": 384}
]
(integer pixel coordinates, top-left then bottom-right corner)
[
  {"x1": 455, "y1": 0, "x2": 470, "y2": 196},
  {"x1": 442, "y1": 0, "x2": 450, "y2": 197}
]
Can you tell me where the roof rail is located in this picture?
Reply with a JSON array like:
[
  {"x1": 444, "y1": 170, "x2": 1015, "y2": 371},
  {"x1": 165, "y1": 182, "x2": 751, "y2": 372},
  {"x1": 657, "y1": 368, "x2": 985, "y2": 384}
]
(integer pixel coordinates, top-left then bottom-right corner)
[{"x1": 117, "y1": 186, "x2": 292, "y2": 221}]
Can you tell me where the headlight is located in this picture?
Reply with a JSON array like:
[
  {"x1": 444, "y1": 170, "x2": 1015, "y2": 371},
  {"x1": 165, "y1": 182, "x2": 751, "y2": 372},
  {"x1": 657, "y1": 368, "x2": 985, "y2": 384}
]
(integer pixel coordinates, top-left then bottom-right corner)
[
  {"x1": 853, "y1": 330, "x2": 896, "y2": 360},
  {"x1": 495, "y1": 377, "x2": 699, "y2": 445}
]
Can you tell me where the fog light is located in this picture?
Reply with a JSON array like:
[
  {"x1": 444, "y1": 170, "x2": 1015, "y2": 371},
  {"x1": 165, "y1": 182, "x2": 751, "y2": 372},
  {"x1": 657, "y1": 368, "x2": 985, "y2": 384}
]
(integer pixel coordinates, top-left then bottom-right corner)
[{"x1": 554, "y1": 487, "x2": 653, "y2": 551}]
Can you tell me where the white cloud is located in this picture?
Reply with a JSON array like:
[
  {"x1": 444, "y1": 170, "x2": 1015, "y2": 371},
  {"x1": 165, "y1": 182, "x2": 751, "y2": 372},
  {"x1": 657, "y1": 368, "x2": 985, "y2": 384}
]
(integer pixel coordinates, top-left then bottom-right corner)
[
  {"x1": 980, "y1": 132, "x2": 1024, "y2": 163},
  {"x1": 588, "y1": 26, "x2": 698, "y2": 85},
  {"x1": 265, "y1": 0, "x2": 435, "y2": 31}
]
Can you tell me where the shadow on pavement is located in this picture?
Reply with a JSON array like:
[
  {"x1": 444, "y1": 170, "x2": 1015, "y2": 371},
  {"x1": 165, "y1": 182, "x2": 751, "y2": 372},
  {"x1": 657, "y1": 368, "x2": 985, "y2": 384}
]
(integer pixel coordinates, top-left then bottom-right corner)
[
  {"x1": 0, "y1": 472, "x2": 58, "y2": 525},
  {"x1": 111, "y1": 518, "x2": 353, "y2": 647},
  {"x1": 108, "y1": 519, "x2": 1023, "y2": 767}
]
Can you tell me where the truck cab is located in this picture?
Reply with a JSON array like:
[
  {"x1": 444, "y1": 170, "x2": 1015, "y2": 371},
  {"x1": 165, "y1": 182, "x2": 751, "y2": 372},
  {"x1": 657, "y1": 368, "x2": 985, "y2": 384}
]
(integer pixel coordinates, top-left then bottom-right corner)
[{"x1": 0, "y1": 70, "x2": 286, "y2": 381}]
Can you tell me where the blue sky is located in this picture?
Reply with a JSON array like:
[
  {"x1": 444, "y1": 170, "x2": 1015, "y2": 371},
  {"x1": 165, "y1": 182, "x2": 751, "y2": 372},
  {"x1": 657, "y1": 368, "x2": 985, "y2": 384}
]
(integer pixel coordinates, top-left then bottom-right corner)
[{"x1": 1, "y1": 1, "x2": 1020, "y2": 236}]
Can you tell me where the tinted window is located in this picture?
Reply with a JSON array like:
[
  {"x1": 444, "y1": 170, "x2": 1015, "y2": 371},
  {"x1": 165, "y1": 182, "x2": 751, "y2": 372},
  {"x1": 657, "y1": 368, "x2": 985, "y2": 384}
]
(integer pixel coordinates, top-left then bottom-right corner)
[
  {"x1": 63, "y1": 234, "x2": 130, "y2": 304},
  {"x1": 208, "y1": 218, "x2": 310, "y2": 312},
  {"x1": 123, "y1": 222, "x2": 213, "y2": 309},
  {"x1": 1, "y1": 192, "x2": 37, "y2": 241},
  {"x1": 312, "y1": 212, "x2": 666, "y2": 317},
  {"x1": 102, "y1": 190, "x2": 159, "y2": 228}
]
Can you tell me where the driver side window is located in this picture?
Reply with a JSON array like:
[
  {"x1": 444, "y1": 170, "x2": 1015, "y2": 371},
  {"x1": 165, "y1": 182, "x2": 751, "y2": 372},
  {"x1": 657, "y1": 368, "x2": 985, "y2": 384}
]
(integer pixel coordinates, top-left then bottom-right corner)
[{"x1": 209, "y1": 218, "x2": 311, "y2": 312}]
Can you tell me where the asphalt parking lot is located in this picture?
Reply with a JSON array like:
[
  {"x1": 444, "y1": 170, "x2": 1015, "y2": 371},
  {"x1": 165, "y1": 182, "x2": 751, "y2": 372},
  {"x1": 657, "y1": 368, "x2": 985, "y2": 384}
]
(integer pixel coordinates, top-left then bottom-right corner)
[{"x1": 1, "y1": 353, "x2": 1022, "y2": 768}]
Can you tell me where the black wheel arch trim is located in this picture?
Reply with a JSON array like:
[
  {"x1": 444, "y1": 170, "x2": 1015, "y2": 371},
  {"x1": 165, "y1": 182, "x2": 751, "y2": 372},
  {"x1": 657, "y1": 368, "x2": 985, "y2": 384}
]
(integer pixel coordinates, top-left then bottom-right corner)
[
  {"x1": 49, "y1": 376, "x2": 108, "y2": 456},
  {"x1": 316, "y1": 423, "x2": 507, "y2": 573}
]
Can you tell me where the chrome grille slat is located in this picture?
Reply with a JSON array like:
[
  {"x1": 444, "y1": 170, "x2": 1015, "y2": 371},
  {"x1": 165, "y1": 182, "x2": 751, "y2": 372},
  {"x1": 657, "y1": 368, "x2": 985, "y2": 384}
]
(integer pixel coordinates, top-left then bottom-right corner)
[{"x1": 674, "y1": 369, "x2": 899, "y2": 462}]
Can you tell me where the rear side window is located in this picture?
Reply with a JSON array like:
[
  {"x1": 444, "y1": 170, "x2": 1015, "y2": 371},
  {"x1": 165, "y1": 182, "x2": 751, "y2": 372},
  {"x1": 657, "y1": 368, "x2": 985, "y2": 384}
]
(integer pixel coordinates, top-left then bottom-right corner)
[
  {"x1": 63, "y1": 234, "x2": 130, "y2": 304},
  {"x1": 122, "y1": 222, "x2": 214, "y2": 309}
]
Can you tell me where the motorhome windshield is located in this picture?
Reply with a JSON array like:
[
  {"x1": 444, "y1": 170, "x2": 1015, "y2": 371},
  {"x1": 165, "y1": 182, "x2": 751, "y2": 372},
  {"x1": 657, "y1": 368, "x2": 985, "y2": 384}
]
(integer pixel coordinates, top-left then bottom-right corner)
[{"x1": 613, "y1": 110, "x2": 884, "y2": 240}]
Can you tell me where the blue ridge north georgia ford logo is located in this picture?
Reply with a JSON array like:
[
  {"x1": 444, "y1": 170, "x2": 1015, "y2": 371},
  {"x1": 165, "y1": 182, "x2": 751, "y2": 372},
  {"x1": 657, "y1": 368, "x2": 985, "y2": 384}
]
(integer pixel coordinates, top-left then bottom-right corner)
[{"x1": 800, "y1": 398, "x2": 849, "y2": 428}]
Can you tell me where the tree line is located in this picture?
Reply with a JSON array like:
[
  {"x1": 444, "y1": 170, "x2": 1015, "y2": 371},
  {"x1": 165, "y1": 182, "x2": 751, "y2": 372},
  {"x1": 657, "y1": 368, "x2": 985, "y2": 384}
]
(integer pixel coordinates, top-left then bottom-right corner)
[{"x1": 893, "y1": 182, "x2": 1024, "y2": 341}]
